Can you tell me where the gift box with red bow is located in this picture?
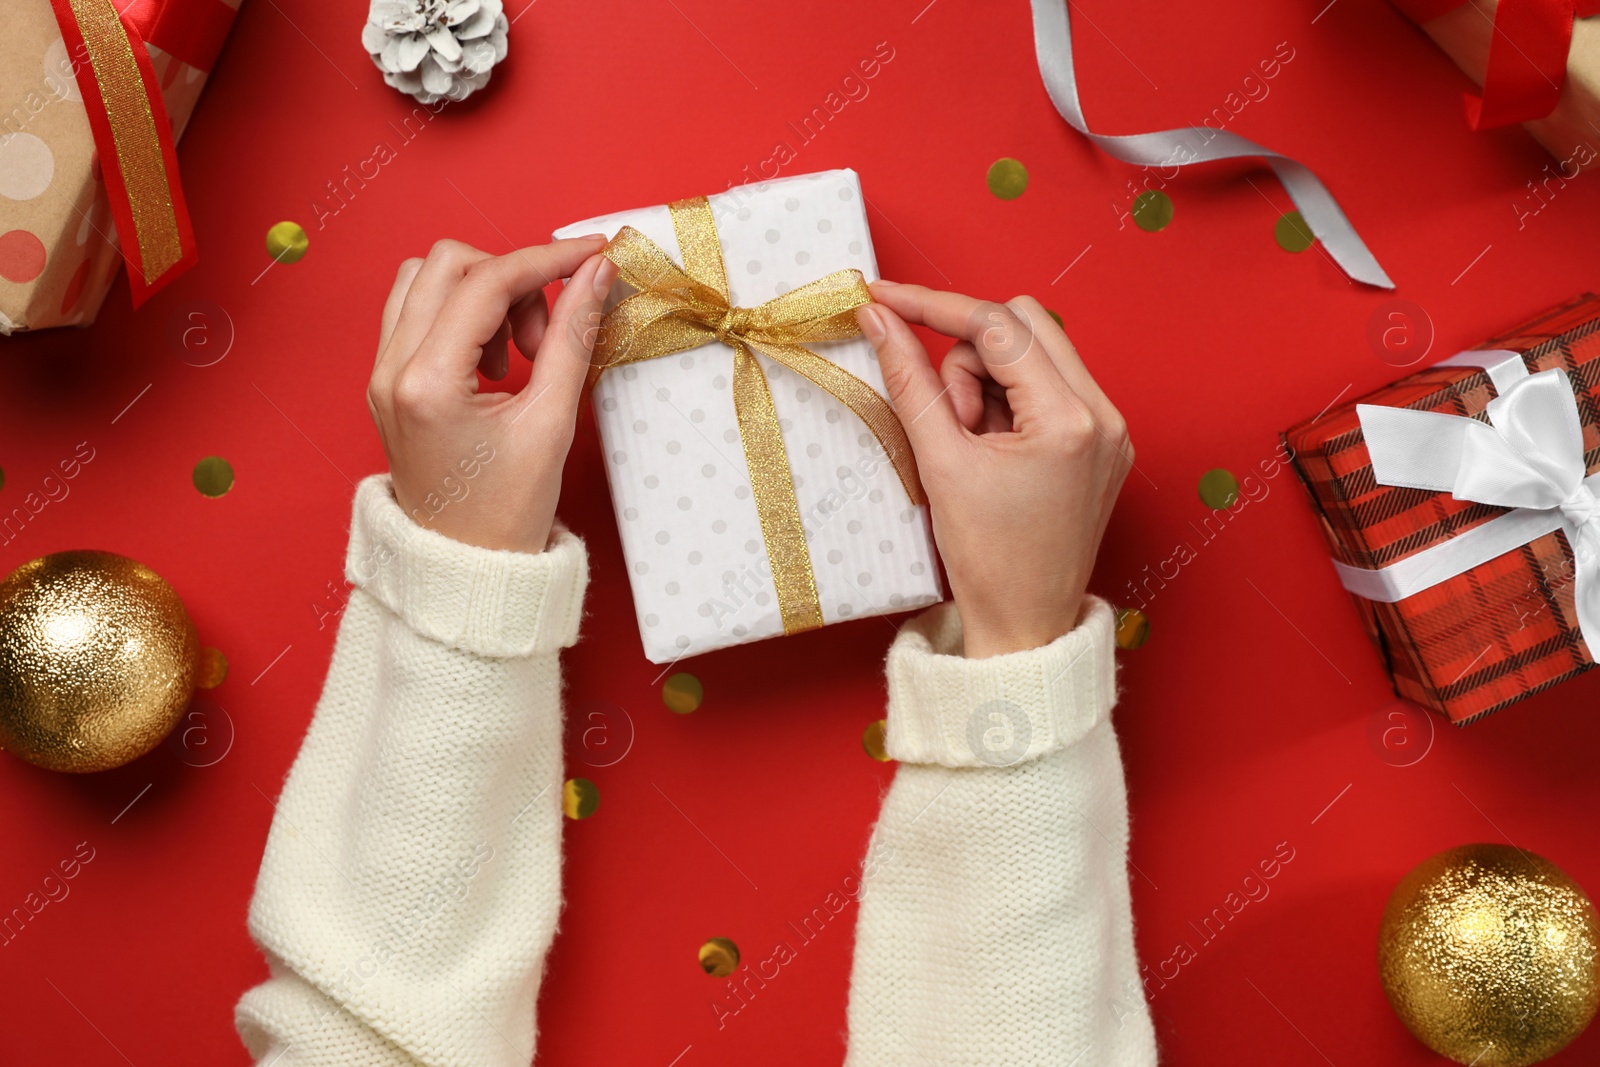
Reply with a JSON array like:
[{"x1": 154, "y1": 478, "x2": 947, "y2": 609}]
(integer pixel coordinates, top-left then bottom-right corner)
[
  {"x1": 0, "y1": 0, "x2": 239, "y2": 333},
  {"x1": 1283, "y1": 294, "x2": 1600, "y2": 724},
  {"x1": 1398, "y1": 0, "x2": 1600, "y2": 168}
]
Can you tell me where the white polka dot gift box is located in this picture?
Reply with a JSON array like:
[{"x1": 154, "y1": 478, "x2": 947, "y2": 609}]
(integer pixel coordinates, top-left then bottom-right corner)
[
  {"x1": 0, "y1": 0, "x2": 239, "y2": 334},
  {"x1": 555, "y1": 170, "x2": 944, "y2": 663}
]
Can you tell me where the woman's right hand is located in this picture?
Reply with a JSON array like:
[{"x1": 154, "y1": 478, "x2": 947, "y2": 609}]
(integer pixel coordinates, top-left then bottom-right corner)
[{"x1": 856, "y1": 282, "x2": 1134, "y2": 659}]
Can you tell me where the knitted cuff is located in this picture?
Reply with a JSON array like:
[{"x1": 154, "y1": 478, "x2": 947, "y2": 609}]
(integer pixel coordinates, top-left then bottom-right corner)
[
  {"x1": 344, "y1": 475, "x2": 589, "y2": 659},
  {"x1": 883, "y1": 597, "x2": 1118, "y2": 768}
]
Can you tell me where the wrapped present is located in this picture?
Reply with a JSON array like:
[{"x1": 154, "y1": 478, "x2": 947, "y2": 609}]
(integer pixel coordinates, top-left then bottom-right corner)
[
  {"x1": 0, "y1": 0, "x2": 239, "y2": 334},
  {"x1": 1284, "y1": 294, "x2": 1600, "y2": 724},
  {"x1": 554, "y1": 170, "x2": 943, "y2": 663},
  {"x1": 1396, "y1": 0, "x2": 1600, "y2": 168}
]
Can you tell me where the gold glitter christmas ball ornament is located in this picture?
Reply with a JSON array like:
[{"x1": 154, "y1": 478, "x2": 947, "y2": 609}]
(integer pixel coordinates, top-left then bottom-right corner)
[
  {"x1": 0, "y1": 552, "x2": 198, "y2": 773},
  {"x1": 1379, "y1": 844, "x2": 1600, "y2": 1066}
]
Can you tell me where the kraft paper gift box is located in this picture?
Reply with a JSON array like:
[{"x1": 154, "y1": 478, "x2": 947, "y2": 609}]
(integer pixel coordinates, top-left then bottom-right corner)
[
  {"x1": 0, "y1": 0, "x2": 239, "y2": 334},
  {"x1": 1284, "y1": 294, "x2": 1600, "y2": 725},
  {"x1": 555, "y1": 169, "x2": 944, "y2": 663},
  {"x1": 1398, "y1": 0, "x2": 1600, "y2": 169}
]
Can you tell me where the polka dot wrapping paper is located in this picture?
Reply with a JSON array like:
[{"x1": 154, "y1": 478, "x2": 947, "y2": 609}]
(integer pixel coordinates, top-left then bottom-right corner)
[
  {"x1": 0, "y1": 0, "x2": 233, "y2": 334},
  {"x1": 555, "y1": 170, "x2": 943, "y2": 662}
]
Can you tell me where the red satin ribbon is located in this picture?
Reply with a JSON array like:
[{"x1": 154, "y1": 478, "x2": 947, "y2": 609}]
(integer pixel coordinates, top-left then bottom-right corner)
[
  {"x1": 121, "y1": 0, "x2": 237, "y2": 73},
  {"x1": 1396, "y1": 0, "x2": 1599, "y2": 128},
  {"x1": 47, "y1": 0, "x2": 236, "y2": 306}
]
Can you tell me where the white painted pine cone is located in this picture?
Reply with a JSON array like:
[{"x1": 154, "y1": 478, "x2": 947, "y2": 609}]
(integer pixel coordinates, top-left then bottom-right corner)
[{"x1": 362, "y1": 0, "x2": 509, "y2": 105}]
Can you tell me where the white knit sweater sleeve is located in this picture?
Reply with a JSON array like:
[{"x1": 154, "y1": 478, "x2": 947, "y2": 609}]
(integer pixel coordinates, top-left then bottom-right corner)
[
  {"x1": 845, "y1": 597, "x2": 1158, "y2": 1067},
  {"x1": 235, "y1": 475, "x2": 587, "y2": 1067}
]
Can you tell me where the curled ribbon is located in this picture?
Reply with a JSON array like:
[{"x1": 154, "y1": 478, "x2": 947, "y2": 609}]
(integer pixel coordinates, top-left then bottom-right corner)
[
  {"x1": 1028, "y1": 0, "x2": 1393, "y2": 289},
  {"x1": 47, "y1": 0, "x2": 237, "y2": 305},
  {"x1": 592, "y1": 197, "x2": 926, "y2": 635},
  {"x1": 1339, "y1": 362, "x2": 1600, "y2": 651}
]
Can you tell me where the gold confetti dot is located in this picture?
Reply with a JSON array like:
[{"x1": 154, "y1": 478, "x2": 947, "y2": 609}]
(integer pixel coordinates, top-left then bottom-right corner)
[
  {"x1": 266, "y1": 221, "x2": 309, "y2": 264},
  {"x1": 562, "y1": 777, "x2": 599, "y2": 820},
  {"x1": 0, "y1": 467, "x2": 6, "y2": 491},
  {"x1": 1274, "y1": 210, "x2": 1314, "y2": 253},
  {"x1": 1047, "y1": 309, "x2": 1063, "y2": 329},
  {"x1": 662, "y1": 672, "x2": 703, "y2": 714},
  {"x1": 699, "y1": 937, "x2": 740, "y2": 977},
  {"x1": 1197, "y1": 467, "x2": 1239, "y2": 509},
  {"x1": 986, "y1": 158, "x2": 1029, "y2": 200},
  {"x1": 192, "y1": 456, "x2": 234, "y2": 498},
  {"x1": 1115, "y1": 608, "x2": 1150, "y2": 650},
  {"x1": 196, "y1": 647, "x2": 228, "y2": 689},
  {"x1": 861, "y1": 719, "x2": 891, "y2": 762},
  {"x1": 1131, "y1": 190, "x2": 1173, "y2": 232}
]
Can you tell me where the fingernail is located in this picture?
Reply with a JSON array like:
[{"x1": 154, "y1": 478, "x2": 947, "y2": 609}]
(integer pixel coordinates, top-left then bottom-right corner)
[
  {"x1": 857, "y1": 305, "x2": 886, "y2": 345},
  {"x1": 871, "y1": 278, "x2": 899, "y2": 287},
  {"x1": 578, "y1": 232, "x2": 607, "y2": 241},
  {"x1": 592, "y1": 256, "x2": 618, "y2": 300}
]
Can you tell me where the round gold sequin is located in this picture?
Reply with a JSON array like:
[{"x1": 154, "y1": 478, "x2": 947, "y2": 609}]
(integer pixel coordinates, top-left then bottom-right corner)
[
  {"x1": 0, "y1": 551, "x2": 198, "y2": 772},
  {"x1": 1197, "y1": 468, "x2": 1239, "y2": 509},
  {"x1": 562, "y1": 777, "x2": 599, "y2": 820},
  {"x1": 986, "y1": 158, "x2": 1029, "y2": 200},
  {"x1": 1131, "y1": 190, "x2": 1173, "y2": 232},
  {"x1": 1114, "y1": 608, "x2": 1149, "y2": 650},
  {"x1": 1047, "y1": 309, "x2": 1063, "y2": 329},
  {"x1": 196, "y1": 646, "x2": 228, "y2": 690},
  {"x1": 699, "y1": 937, "x2": 740, "y2": 977},
  {"x1": 662, "y1": 672, "x2": 703, "y2": 714},
  {"x1": 1380, "y1": 844, "x2": 1600, "y2": 1066},
  {"x1": 1274, "y1": 210, "x2": 1315, "y2": 253},
  {"x1": 266, "y1": 221, "x2": 309, "y2": 264},
  {"x1": 0, "y1": 467, "x2": 6, "y2": 491},
  {"x1": 192, "y1": 456, "x2": 234, "y2": 498},
  {"x1": 861, "y1": 719, "x2": 891, "y2": 762}
]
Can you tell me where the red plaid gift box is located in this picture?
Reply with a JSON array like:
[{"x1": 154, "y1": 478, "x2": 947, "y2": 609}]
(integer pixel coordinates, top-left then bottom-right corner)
[{"x1": 1283, "y1": 293, "x2": 1600, "y2": 724}]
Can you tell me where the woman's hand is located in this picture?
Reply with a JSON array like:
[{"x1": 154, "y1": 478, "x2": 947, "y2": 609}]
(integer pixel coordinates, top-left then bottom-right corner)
[
  {"x1": 368, "y1": 236, "x2": 618, "y2": 553},
  {"x1": 857, "y1": 283, "x2": 1134, "y2": 658}
]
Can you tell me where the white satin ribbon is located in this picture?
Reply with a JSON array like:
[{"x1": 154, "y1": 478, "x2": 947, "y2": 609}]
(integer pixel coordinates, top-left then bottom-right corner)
[
  {"x1": 1334, "y1": 353, "x2": 1600, "y2": 647},
  {"x1": 1434, "y1": 348, "x2": 1526, "y2": 395},
  {"x1": 1028, "y1": 0, "x2": 1394, "y2": 290}
]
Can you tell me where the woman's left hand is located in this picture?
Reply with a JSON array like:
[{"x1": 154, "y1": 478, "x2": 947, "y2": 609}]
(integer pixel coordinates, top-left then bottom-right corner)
[{"x1": 367, "y1": 235, "x2": 617, "y2": 553}]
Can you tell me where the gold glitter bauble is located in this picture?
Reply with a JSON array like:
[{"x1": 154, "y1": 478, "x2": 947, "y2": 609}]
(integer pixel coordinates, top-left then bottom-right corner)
[
  {"x1": 1379, "y1": 844, "x2": 1600, "y2": 1066},
  {"x1": 0, "y1": 552, "x2": 198, "y2": 773}
]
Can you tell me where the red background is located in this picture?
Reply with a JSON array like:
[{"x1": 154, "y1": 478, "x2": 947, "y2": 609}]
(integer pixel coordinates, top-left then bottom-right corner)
[{"x1": 4, "y1": 0, "x2": 1600, "y2": 1064}]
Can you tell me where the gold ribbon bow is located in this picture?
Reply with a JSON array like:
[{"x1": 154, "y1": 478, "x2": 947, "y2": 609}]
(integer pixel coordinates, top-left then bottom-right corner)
[{"x1": 592, "y1": 196, "x2": 926, "y2": 635}]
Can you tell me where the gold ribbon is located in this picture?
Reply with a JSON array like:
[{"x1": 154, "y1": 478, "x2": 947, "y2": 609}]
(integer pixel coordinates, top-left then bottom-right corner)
[
  {"x1": 593, "y1": 197, "x2": 925, "y2": 635},
  {"x1": 66, "y1": 0, "x2": 185, "y2": 285}
]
